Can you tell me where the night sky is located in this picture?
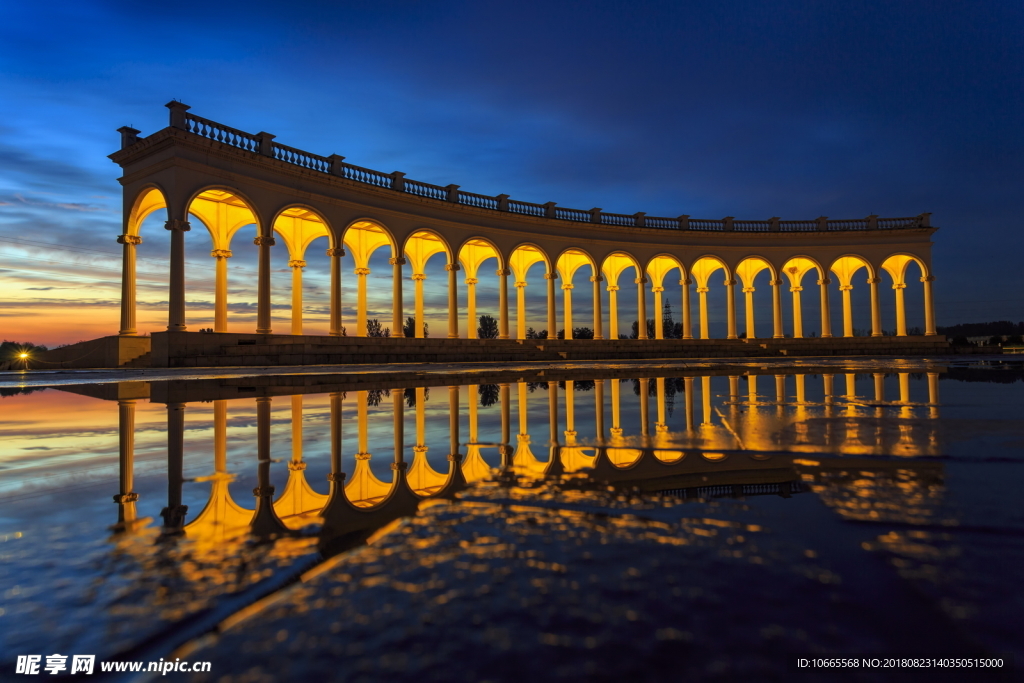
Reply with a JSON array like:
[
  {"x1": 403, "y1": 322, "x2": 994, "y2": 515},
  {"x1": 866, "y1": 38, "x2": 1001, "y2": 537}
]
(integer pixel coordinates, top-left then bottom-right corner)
[{"x1": 2, "y1": 0, "x2": 1022, "y2": 346}]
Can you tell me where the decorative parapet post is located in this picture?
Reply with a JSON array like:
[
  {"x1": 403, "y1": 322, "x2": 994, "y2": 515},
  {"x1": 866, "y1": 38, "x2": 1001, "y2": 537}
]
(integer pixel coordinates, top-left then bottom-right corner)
[
  {"x1": 328, "y1": 154, "x2": 346, "y2": 176},
  {"x1": 544, "y1": 202, "x2": 557, "y2": 218},
  {"x1": 589, "y1": 208, "x2": 602, "y2": 224},
  {"x1": 769, "y1": 217, "x2": 781, "y2": 232},
  {"x1": 817, "y1": 216, "x2": 829, "y2": 231},
  {"x1": 723, "y1": 216, "x2": 734, "y2": 231},
  {"x1": 117, "y1": 126, "x2": 141, "y2": 149},
  {"x1": 255, "y1": 132, "x2": 276, "y2": 157},
  {"x1": 634, "y1": 212, "x2": 646, "y2": 228},
  {"x1": 918, "y1": 212, "x2": 932, "y2": 227},
  {"x1": 166, "y1": 100, "x2": 190, "y2": 129},
  {"x1": 446, "y1": 184, "x2": 460, "y2": 203},
  {"x1": 391, "y1": 171, "x2": 406, "y2": 192},
  {"x1": 866, "y1": 214, "x2": 879, "y2": 230},
  {"x1": 497, "y1": 194, "x2": 510, "y2": 211}
]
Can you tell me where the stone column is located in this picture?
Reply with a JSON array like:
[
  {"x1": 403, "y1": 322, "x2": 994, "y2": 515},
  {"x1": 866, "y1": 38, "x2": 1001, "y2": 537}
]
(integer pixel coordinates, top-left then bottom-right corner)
[
  {"x1": 497, "y1": 268, "x2": 510, "y2": 339},
  {"x1": 562, "y1": 282, "x2": 574, "y2": 339},
  {"x1": 413, "y1": 273, "x2": 427, "y2": 338},
  {"x1": 927, "y1": 372, "x2": 939, "y2": 405},
  {"x1": 449, "y1": 386, "x2": 460, "y2": 457},
  {"x1": 545, "y1": 271, "x2": 558, "y2": 337},
  {"x1": 161, "y1": 402, "x2": 188, "y2": 529},
  {"x1": 391, "y1": 257, "x2": 406, "y2": 336},
  {"x1": 564, "y1": 380, "x2": 576, "y2": 443},
  {"x1": 114, "y1": 399, "x2": 139, "y2": 525},
  {"x1": 289, "y1": 259, "x2": 306, "y2": 335},
  {"x1": 747, "y1": 375, "x2": 757, "y2": 404},
  {"x1": 697, "y1": 286, "x2": 710, "y2": 339},
  {"x1": 873, "y1": 373, "x2": 885, "y2": 402},
  {"x1": 327, "y1": 247, "x2": 344, "y2": 336},
  {"x1": 894, "y1": 283, "x2": 908, "y2": 336},
  {"x1": 517, "y1": 381, "x2": 529, "y2": 443},
  {"x1": 771, "y1": 278, "x2": 784, "y2": 338},
  {"x1": 393, "y1": 389, "x2": 405, "y2": 467},
  {"x1": 329, "y1": 391, "x2": 344, "y2": 494},
  {"x1": 840, "y1": 284, "x2": 854, "y2": 337},
  {"x1": 209, "y1": 249, "x2": 232, "y2": 332},
  {"x1": 655, "y1": 377, "x2": 667, "y2": 434},
  {"x1": 607, "y1": 284, "x2": 620, "y2": 338},
  {"x1": 921, "y1": 275, "x2": 936, "y2": 335},
  {"x1": 899, "y1": 372, "x2": 910, "y2": 403},
  {"x1": 701, "y1": 376, "x2": 713, "y2": 425},
  {"x1": 681, "y1": 277, "x2": 693, "y2": 340},
  {"x1": 591, "y1": 275, "x2": 604, "y2": 339},
  {"x1": 683, "y1": 376, "x2": 695, "y2": 431},
  {"x1": 818, "y1": 277, "x2": 832, "y2": 338},
  {"x1": 548, "y1": 381, "x2": 559, "y2": 448},
  {"x1": 775, "y1": 375, "x2": 786, "y2": 404},
  {"x1": 652, "y1": 286, "x2": 665, "y2": 339},
  {"x1": 610, "y1": 379, "x2": 622, "y2": 440},
  {"x1": 636, "y1": 276, "x2": 648, "y2": 339},
  {"x1": 254, "y1": 234, "x2": 275, "y2": 334},
  {"x1": 500, "y1": 383, "x2": 511, "y2": 466},
  {"x1": 742, "y1": 286, "x2": 756, "y2": 340},
  {"x1": 795, "y1": 374, "x2": 806, "y2": 404},
  {"x1": 355, "y1": 266, "x2": 370, "y2": 337},
  {"x1": 166, "y1": 219, "x2": 191, "y2": 332},
  {"x1": 515, "y1": 281, "x2": 528, "y2": 339},
  {"x1": 594, "y1": 379, "x2": 605, "y2": 442},
  {"x1": 466, "y1": 277, "x2": 479, "y2": 338},
  {"x1": 868, "y1": 276, "x2": 883, "y2": 336},
  {"x1": 790, "y1": 285, "x2": 805, "y2": 338},
  {"x1": 639, "y1": 377, "x2": 650, "y2": 437},
  {"x1": 446, "y1": 263, "x2": 460, "y2": 338},
  {"x1": 725, "y1": 278, "x2": 737, "y2": 339},
  {"x1": 118, "y1": 234, "x2": 142, "y2": 335}
]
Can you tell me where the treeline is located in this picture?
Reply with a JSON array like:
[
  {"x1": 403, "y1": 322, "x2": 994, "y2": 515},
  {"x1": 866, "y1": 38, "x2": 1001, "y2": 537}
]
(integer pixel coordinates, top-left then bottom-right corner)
[
  {"x1": 937, "y1": 321, "x2": 1024, "y2": 337},
  {"x1": 1, "y1": 340, "x2": 49, "y2": 360}
]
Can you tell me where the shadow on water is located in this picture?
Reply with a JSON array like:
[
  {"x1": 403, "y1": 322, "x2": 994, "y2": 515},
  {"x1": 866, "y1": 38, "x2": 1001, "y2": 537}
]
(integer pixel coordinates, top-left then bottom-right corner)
[{"x1": 0, "y1": 360, "x2": 1021, "y2": 681}]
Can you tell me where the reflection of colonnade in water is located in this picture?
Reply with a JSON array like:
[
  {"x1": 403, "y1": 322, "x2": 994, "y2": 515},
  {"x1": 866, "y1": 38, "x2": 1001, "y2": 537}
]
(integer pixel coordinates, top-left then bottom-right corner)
[
  {"x1": 113, "y1": 104, "x2": 938, "y2": 342},
  {"x1": 110, "y1": 371, "x2": 943, "y2": 537}
]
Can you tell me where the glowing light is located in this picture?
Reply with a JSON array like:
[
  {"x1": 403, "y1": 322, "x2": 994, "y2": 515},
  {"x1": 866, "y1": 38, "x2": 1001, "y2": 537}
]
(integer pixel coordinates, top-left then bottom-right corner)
[{"x1": 18, "y1": 353, "x2": 28, "y2": 359}]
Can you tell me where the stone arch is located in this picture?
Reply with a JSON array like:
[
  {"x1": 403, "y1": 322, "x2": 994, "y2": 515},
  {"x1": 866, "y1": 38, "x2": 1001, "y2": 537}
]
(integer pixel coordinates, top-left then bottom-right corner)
[
  {"x1": 271, "y1": 205, "x2": 334, "y2": 335},
  {"x1": 645, "y1": 254, "x2": 686, "y2": 339},
  {"x1": 555, "y1": 247, "x2": 598, "y2": 339},
  {"x1": 880, "y1": 253, "x2": 933, "y2": 337},
  {"x1": 509, "y1": 243, "x2": 553, "y2": 339},
  {"x1": 458, "y1": 237, "x2": 505, "y2": 339},
  {"x1": 780, "y1": 255, "x2": 828, "y2": 339},
  {"x1": 402, "y1": 229, "x2": 454, "y2": 339},
  {"x1": 689, "y1": 255, "x2": 734, "y2": 340},
  {"x1": 185, "y1": 187, "x2": 262, "y2": 250},
  {"x1": 601, "y1": 251, "x2": 645, "y2": 339},
  {"x1": 734, "y1": 256, "x2": 775, "y2": 340},
  {"x1": 342, "y1": 219, "x2": 398, "y2": 337},
  {"x1": 829, "y1": 254, "x2": 875, "y2": 338},
  {"x1": 126, "y1": 185, "x2": 168, "y2": 236}
]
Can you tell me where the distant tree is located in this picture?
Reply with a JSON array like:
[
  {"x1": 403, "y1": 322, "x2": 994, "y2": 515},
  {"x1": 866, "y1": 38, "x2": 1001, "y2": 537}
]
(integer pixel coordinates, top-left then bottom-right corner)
[
  {"x1": 951, "y1": 336, "x2": 973, "y2": 347},
  {"x1": 366, "y1": 388, "x2": 390, "y2": 406},
  {"x1": 479, "y1": 384, "x2": 500, "y2": 406},
  {"x1": 403, "y1": 316, "x2": 428, "y2": 338},
  {"x1": 556, "y1": 329, "x2": 565, "y2": 339},
  {"x1": 573, "y1": 326, "x2": 594, "y2": 339},
  {"x1": 1007, "y1": 335, "x2": 1023, "y2": 345},
  {"x1": 367, "y1": 319, "x2": 391, "y2": 337},
  {"x1": 628, "y1": 319, "x2": 658, "y2": 339},
  {"x1": 526, "y1": 328, "x2": 548, "y2": 339},
  {"x1": 1, "y1": 341, "x2": 48, "y2": 360},
  {"x1": 908, "y1": 326, "x2": 923, "y2": 335},
  {"x1": 478, "y1": 315, "x2": 499, "y2": 339}
]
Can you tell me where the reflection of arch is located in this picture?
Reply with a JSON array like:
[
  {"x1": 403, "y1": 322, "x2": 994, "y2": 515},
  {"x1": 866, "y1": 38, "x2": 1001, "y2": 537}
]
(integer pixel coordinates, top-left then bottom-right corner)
[
  {"x1": 646, "y1": 254, "x2": 685, "y2": 339},
  {"x1": 880, "y1": 253, "x2": 934, "y2": 336},
  {"x1": 458, "y1": 238, "x2": 504, "y2": 339},
  {"x1": 556, "y1": 248, "x2": 597, "y2": 339},
  {"x1": 509, "y1": 244, "x2": 551, "y2": 339},
  {"x1": 829, "y1": 255, "x2": 873, "y2": 338},
  {"x1": 780, "y1": 255, "x2": 830, "y2": 339},
  {"x1": 602, "y1": 251, "x2": 645, "y2": 339},
  {"x1": 734, "y1": 257, "x2": 774, "y2": 340},
  {"x1": 689, "y1": 256, "x2": 734, "y2": 339}
]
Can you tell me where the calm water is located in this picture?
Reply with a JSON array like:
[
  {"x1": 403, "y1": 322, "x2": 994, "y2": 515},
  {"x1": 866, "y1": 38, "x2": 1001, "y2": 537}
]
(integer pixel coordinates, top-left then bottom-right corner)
[{"x1": 1, "y1": 360, "x2": 1022, "y2": 681}]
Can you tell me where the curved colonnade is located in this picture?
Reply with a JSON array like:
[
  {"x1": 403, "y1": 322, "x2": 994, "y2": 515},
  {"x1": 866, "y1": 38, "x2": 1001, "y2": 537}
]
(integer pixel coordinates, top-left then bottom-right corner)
[
  {"x1": 108, "y1": 370, "x2": 943, "y2": 539},
  {"x1": 111, "y1": 104, "x2": 938, "y2": 344}
]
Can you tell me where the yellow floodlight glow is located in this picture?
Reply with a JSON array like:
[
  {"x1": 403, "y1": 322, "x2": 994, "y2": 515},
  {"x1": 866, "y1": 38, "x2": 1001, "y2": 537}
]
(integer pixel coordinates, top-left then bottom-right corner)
[{"x1": 18, "y1": 353, "x2": 29, "y2": 359}]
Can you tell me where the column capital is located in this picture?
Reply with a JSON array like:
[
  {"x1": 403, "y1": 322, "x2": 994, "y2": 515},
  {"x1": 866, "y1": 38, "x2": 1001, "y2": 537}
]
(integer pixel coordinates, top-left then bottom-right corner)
[
  {"x1": 790, "y1": 286, "x2": 803, "y2": 292},
  {"x1": 589, "y1": 274, "x2": 604, "y2": 282},
  {"x1": 514, "y1": 280, "x2": 528, "y2": 288},
  {"x1": 465, "y1": 277, "x2": 479, "y2": 285},
  {"x1": 288, "y1": 259, "x2": 306, "y2": 269},
  {"x1": 445, "y1": 262, "x2": 461, "y2": 272},
  {"x1": 893, "y1": 283, "x2": 907, "y2": 290},
  {"x1": 355, "y1": 267, "x2": 371, "y2": 275},
  {"x1": 606, "y1": 284, "x2": 620, "y2": 292},
  {"x1": 211, "y1": 248, "x2": 233, "y2": 259},
  {"x1": 561, "y1": 283, "x2": 574, "y2": 290},
  {"x1": 355, "y1": 452, "x2": 372, "y2": 460},
  {"x1": 117, "y1": 234, "x2": 143, "y2": 245},
  {"x1": 696, "y1": 286, "x2": 710, "y2": 293},
  {"x1": 817, "y1": 278, "x2": 832, "y2": 286},
  {"x1": 920, "y1": 275, "x2": 936, "y2": 282},
  {"x1": 412, "y1": 445, "x2": 429, "y2": 453},
  {"x1": 680, "y1": 278, "x2": 692, "y2": 286},
  {"x1": 112, "y1": 492, "x2": 139, "y2": 504},
  {"x1": 389, "y1": 256, "x2": 407, "y2": 266},
  {"x1": 544, "y1": 271, "x2": 559, "y2": 280},
  {"x1": 867, "y1": 276, "x2": 881, "y2": 284},
  {"x1": 287, "y1": 461, "x2": 307, "y2": 471},
  {"x1": 496, "y1": 267, "x2": 512, "y2": 277},
  {"x1": 770, "y1": 279, "x2": 783, "y2": 286},
  {"x1": 742, "y1": 286, "x2": 756, "y2": 293},
  {"x1": 390, "y1": 462, "x2": 408, "y2": 472},
  {"x1": 164, "y1": 219, "x2": 191, "y2": 232},
  {"x1": 252, "y1": 486, "x2": 276, "y2": 498},
  {"x1": 326, "y1": 247, "x2": 346, "y2": 257},
  {"x1": 634, "y1": 276, "x2": 648, "y2": 284},
  {"x1": 723, "y1": 279, "x2": 737, "y2": 286},
  {"x1": 839, "y1": 284, "x2": 854, "y2": 291},
  {"x1": 651, "y1": 286, "x2": 665, "y2": 293},
  {"x1": 412, "y1": 273, "x2": 428, "y2": 281},
  {"x1": 326, "y1": 472, "x2": 347, "y2": 483},
  {"x1": 253, "y1": 235, "x2": 276, "y2": 247}
]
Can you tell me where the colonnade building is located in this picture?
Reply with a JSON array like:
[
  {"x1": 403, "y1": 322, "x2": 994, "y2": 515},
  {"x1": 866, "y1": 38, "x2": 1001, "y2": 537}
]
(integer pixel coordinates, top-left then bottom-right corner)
[{"x1": 93, "y1": 102, "x2": 941, "y2": 367}]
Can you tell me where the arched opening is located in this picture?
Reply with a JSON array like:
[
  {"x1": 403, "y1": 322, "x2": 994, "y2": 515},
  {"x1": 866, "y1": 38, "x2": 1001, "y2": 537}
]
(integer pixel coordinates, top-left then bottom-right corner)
[
  {"x1": 272, "y1": 207, "x2": 332, "y2": 335},
  {"x1": 556, "y1": 248, "x2": 598, "y2": 339},
  {"x1": 829, "y1": 255, "x2": 874, "y2": 337},
  {"x1": 601, "y1": 252, "x2": 644, "y2": 339},
  {"x1": 403, "y1": 230, "x2": 452, "y2": 339},
  {"x1": 880, "y1": 254, "x2": 930, "y2": 336},
  {"x1": 342, "y1": 220, "x2": 397, "y2": 337},
  {"x1": 734, "y1": 257, "x2": 774, "y2": 340},
  {"x1": 780, "y1": 256, "x2": 826, "y2": 339},
  {"x1": 121, "y1": 187, "x2": 171, "y2": 336},
  {"x1": 689, "y1": 256, "x2": 733, "y2": 339},
  {"x1": 509, "y1": 244, "x2": 551, "y2": 339},
  {"x1": 646, "y1": 255, "x2": 686, "y2": 339},
  {"x1": 458, "y1": 238, "x2": 504, "y2": 339}
]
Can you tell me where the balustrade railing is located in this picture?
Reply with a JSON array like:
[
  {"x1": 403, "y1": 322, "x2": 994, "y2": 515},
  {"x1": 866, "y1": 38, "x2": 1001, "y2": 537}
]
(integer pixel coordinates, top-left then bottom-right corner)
[{"x1": 169, "y1": 109, "x2": 930, "y2": 233}]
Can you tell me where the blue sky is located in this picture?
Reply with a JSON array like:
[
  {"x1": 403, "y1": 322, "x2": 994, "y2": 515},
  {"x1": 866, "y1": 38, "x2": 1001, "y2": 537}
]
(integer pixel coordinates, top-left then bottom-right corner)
[{"x1": 1, "y1": 0, "x2": 1022, "y2": 345}]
